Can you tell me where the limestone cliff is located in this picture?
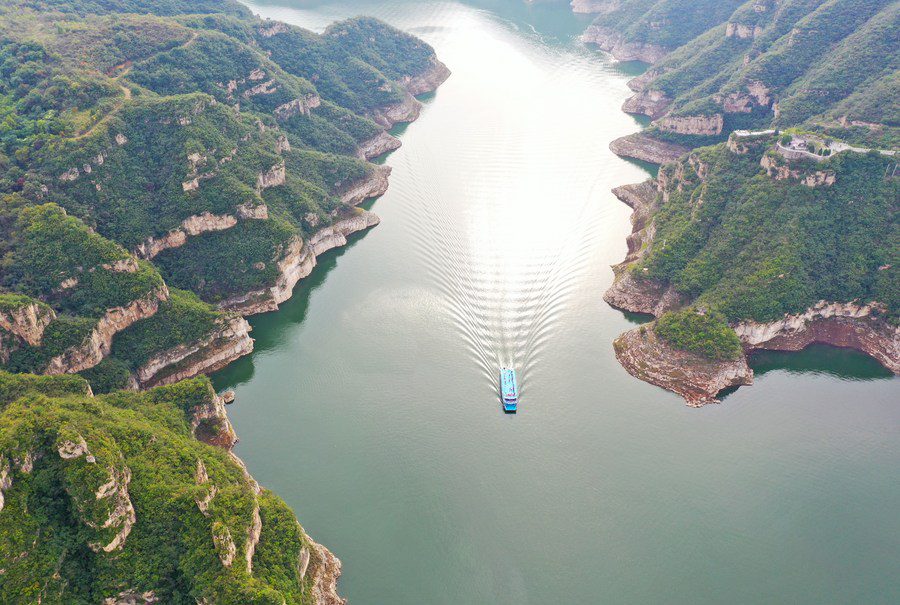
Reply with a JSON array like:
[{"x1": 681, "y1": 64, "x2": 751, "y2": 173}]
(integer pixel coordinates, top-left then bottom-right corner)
[
  {"x1": 655, "y1": 114, "x2": 724, "y2": 136},
  {"x1": 734, "y1": 302, "x2": 899, "y2": 373},
  {"x1": 582, "y1": 25, "x2": 669, "y2": 64},
  {"x1": 134, "y1": 316, "x2": 254, "y2": 388},
  {"x1": 339, "y1": 166, "x2": 391, "y2": 205},
  {"x1": 135, "y1": 213, "x2": 238, "y2": 259},
  {"x1": 357, "y1": 131, "x2": 402, "y2": 160},
  {"x1": 622, "y1": 89, "x2": 671, "y2": 120},
  {"x1": 605, "y1": 177, "x2": 899, "y2": 405},
  {"x1": 614, "y1": 325, "x2": 753, "y2": 406},
  {"x1": 368, "y1": 57, "x2": 451, "y2": 127},
  {"x1": 609, "y1": 133, "x2": 689, "y2": 165},
  {"x1": 45, "y1": 285, "x2": 169, "y2": 375},
  {"x1": 219, "y1": 211, "x2": 381, "y2": 315}
]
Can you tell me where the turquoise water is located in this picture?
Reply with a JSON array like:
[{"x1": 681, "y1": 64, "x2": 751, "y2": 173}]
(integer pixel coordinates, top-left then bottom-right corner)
[{"x1": 215, "y1": 2, "x2": 900, "y2": 602}]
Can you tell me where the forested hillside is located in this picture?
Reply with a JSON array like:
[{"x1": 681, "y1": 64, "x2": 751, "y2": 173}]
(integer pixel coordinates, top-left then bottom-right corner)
[
  {"x1": 0, "y1": 371, "x2": 338, "y2": 603},
  {"x1": 0, "y1": 0, "x2": 448, "y2": 599},
  {"x1": 584, "y1": 0, "x2": 899, "y2": 148},
  {"x1": 588, "y1": 0, "x2": 899, "y2": 401},
  {"x1": 0, "y1": 0, "x2": 448, "y2": 392}
]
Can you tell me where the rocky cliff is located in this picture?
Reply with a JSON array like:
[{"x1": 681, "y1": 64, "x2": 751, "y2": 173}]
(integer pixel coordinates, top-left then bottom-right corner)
[
  {"x1": 45, "y1": 285, "x2": 170, "y2": 375},
  {"x1": 622, "y1": 89, "x2": 672, "y2": 120},
  {"x1": 220, "y1": 211, "x2": 381, "y2": 315},
  {"x1": 357, "y1": 130, "x2": 402, "y2": 160},
  {"x1": 582, "y1": 25, "x2": 668, "y2": 63},
  {"x1": 367, "y1": 57, "x2": 450, "y2": 127},
  {"x1": 134, "y1": 316, "x2": 253, "y2": 388},
  {"x1": 605, "y1": 177, "x2": 899, "y2": 405},
  {"x1": 609, "y1": 133, "x2": 689, "y2": 165},
  {"x1": 340, "y1": 166, "x2": 392, "y2": 205},
  {"x1": 614, "y1": 325, "x2": 753, "y2": 406},
  {"x1": 135, "y1": 212, "x2": 238, "y2": 259}
]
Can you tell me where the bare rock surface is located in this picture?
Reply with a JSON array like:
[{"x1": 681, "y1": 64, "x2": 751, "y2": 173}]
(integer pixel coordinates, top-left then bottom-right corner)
[
  {"x1": 614, "y1": 326, "x2": 753, "y2": 406},
  {"x1": 609, "y1": 133, "x2": 690, "y2": 165}
]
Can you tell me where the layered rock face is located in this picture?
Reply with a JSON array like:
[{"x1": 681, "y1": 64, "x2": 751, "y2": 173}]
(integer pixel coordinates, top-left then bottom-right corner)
[
  {"x1": 571, "y1": 0, "x2": 621, "y2": 14},
  {"x1": 614, "y1": 325, "x2": 753, "y2": 406},
  {"x1": 135, "y1": 212, "x2": 238, "y2": 259},
  {"x1": 367, "y1": 57, "x2": 451, "y2": 127},
  {"x1": 582, "y1": 25, "x2": 669, "y2": 63},
  {"x1": 357, "y1": 131, "x2": 402, "y2": 160},
  {"x1": 656, "y1": 113, "x2": 724, "y2": 136},
  {"x1": 45, "y1": 286, "x2": 170, "y2": 375},
  {"x1": 340, "y1": 166, "x2": 392, "y2": 205},
  {"x1": 0, "y1": 302, "x2": 56, "y2": 363},
  {"x1": 622, "y1": 89, "x2": 672, "y2": 120},
  {"x1": 220, "y1": 211, "x2": 381, "y2": 315},
  {"x1": 400, "y1": 58, "x2": 452, "y2": 96},
  {"x1": 134, "y1": 316, "x2": 254, "y2": 388},
  {"x1": 609, "y1": 133, "x2": 690, "y2": 165},
  {"x1": 735, "y1": 302, "x2": 900, "y2": 373},
  {"x1": 605, "y1": 178, "x2": 899, "y2": 405}
]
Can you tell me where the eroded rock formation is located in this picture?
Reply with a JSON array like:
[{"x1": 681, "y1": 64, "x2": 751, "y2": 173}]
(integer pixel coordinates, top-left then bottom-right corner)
[
  {"x1": 45, "y1": 286, "x2": 169, "y2": 375},
  {"x1": 220, "y1": 211, "x2": 381, "y2": 315},
  {"x1": 609, "y1": 133, "x2": 690, "y2": 165},
  {"x1": 614, "y1": 325, "x2": 753, "y2": 406},
  {"x1": 582, "y1": 25, "x2": 669, "y2": 63},
  {"x1": 134, "y1": 316, "x2": 253, "y2": 388}
]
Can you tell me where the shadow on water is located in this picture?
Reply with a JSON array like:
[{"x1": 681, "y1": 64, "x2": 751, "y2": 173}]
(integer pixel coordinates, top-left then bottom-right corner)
[
  {"x1": 749, "y1": 344, "x2": 893, "y2": 380},
  {"x1": 210, "y1": 229, "x2": 370, "y2": 391}
]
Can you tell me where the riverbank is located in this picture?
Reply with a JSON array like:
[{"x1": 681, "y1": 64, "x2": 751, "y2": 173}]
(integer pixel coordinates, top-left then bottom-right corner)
[
  {"x1": 133, "y1": 60, "x2": 450, "y2": 390},
  {"x1": 604, "y1": 169, "x2": 898, "y2": 406}
]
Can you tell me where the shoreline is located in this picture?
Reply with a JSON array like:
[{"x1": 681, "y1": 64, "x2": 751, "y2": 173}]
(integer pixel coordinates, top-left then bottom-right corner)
[
  {"x1": 133, "y1": 58, "x2": 451, "y2": 390},
  {"x1": 604, "y1": 176, "x2": 899, "y2": 405}
]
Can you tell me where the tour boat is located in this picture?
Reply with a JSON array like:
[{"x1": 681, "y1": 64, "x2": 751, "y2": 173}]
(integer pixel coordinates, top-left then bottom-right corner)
[{"x1": 500, "y1": 368, "x2": 518, "y2": 413}]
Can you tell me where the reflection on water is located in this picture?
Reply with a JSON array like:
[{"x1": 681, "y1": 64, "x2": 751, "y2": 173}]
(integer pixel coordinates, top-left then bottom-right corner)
[
  {"x1": 750, "y1": 344, "x2": 893, "y2": 380},
  {"x1": 216, "y1": 1, "x2": 900, "y2": 604}
]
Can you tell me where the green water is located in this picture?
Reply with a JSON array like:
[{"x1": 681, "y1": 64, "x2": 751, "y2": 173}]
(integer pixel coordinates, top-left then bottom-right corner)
[{"x1": 215, "y1": 1, "x2": 900, "y2": 602}]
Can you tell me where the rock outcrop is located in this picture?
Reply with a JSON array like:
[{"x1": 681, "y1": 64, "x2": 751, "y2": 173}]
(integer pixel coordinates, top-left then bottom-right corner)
[
  {"x1": 303, "y1": 533, "x2": 347, "y2": 605},
  {"x1": 368, "y1": 58, "x2": 451, "y2": 127},
  {"x1": 760, "y1": 154, "x2": 835, "y2": 187},
  {"x1": 571, "y1": 0, "x2": 621, "y2": 14},
  {"x1": 189, "y1": 390, "x2": 238, "y2": 450},
  {"x1": 655, "y1": 113, "x2": 724, "y2": 136},
  {"x1": 606, "y1": 180, "x2": 899, "y2": 405},
  {"x1": 135, "y1": 213, "x2": 238, "y2": 259},
  {"x1": 614, "y1": 325, "x2": 753, "y2": 406},
  {"x1": 0, "y1": 301, "x2": 56, "y2": 362},
  {"x1": 219, "y1": 211, "x2": 381, "y2": 315},
  {"x1": 134, "y1": 316, "x2": 254, "y2": 388},
  {"x1": 400, "y1": 58, "x2": 452, "y2": 96},
  {"x1": 734, "y1": 302, "x2": 899, "y2": 373},
  {"x1": 357, "y1": 131, "x2": 402, "y2": 160},
  {"x1": 622, "y1": 89, "x2": 672, "y2": 120},
  {"x1": 45, "y1": 286, "x2": 169, "y2": 375},
  {"x1": 609, "y1": 133, "x2": 689, "y2": 165},
  {"x1": 339, "y1": 166, "x2": 391, "y2": 205},
  {"x1": 582, "y1": 25, "x2": 668, "y2": 63}
]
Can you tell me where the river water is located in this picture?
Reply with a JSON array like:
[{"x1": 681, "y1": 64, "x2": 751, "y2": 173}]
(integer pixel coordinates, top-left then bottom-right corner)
[{"x1": 215, "y1": 1, "x2": 900, "y2": 602}]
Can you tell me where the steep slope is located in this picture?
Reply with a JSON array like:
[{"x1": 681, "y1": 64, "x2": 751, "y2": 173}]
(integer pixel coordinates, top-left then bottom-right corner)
[
  {"x1": 0, "y1": 371, "x2": 342, "y2": 604},
  {"x1": 610, "y1": 0, "x2": 899, "y2": 152},
  {"x1": 0, "y1": 0, "x2": 449, "y2": 392},
  {"x1": 606, "y1": 132, "x2": 899, "y2": 404}
]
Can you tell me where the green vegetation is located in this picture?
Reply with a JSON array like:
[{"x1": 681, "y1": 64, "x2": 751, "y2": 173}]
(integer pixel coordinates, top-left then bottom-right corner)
[
  {"x1": 655, "y1": 308, "x2": 743, "y2": 360},
  {"x1": 0, "y1": 371, "x2": 323, "y2": 603},
  {"x1": 617, "y1": 0, "x2": 899, "y2": 147},
  {"x1": 0, "y1": 0, "x2": 440, "y2": 375},
  {"x1": 111, "y1": 289, "x2": 223, "y2": 369},
  {"x1": 588, "y1": 0, "x2": 746, "y2": 49},
  {"x1": 636, "y1": 140, "x2": 898, "y2": 323}
]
